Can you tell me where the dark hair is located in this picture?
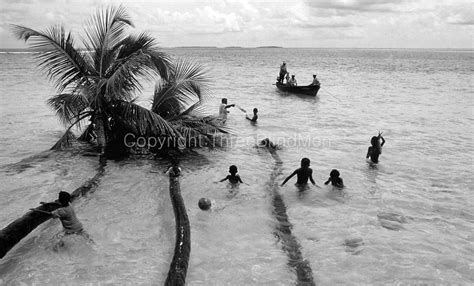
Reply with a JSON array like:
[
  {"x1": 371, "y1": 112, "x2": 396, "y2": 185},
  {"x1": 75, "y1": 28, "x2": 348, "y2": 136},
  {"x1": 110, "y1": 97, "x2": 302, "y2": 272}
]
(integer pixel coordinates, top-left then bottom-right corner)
[
  {"x1": 301, "y1": 158, "x2": 310, "y2": 167},
  {"x1": 229, "y1": 165, "x2": 238, "y2": 174},
  {"x1": 330, "y1": 169, "x2": 340, "y2": 178},
  {"x1": 58, "y1": 191, "x2": 71, "y2": 207},
  {"x1": 221, "y1": 98, "x2": 227, "y2": 103},
  {"x1": 371, "y1": 136, "x2": 379, "y2": 146},
  {"x1": 253, "y1": 108, "x2": 258, "y2": 113}
]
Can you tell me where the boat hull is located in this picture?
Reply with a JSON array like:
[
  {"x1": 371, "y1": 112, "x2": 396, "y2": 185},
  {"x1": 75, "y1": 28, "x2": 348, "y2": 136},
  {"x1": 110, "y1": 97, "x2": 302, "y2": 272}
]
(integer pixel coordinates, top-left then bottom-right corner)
[{"x1": 275, "y1": 82, "x2": 320, "y2": 96}]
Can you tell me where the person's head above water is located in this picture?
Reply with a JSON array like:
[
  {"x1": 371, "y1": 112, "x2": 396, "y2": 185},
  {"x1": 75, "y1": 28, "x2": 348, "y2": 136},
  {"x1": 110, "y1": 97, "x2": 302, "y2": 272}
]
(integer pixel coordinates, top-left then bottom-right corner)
[
  {"x1": 292, "y1": 75, "x2": 295, "y2": 78},
  {"x1": 221, "y1": 98, "x2": 228, "y2": 104},
  {"x1": 301, "y1": 158, "x2": 310, "y2": 168},
  {"x1": 198, "y1": 198, "x2": 211, "y2": 210},
  {"x1": 253, "y1": 108, "x2": 258, "y2": 114},
  {"x1": 330, "y1": 169, "x2": 340, "y2": 178},
  {"x1": 229, "y1": 165, "x2": 238, "y2": 174},
  {"x1": 58, "y1": 191, "x2": 71, "y2": 207},
  {"x1": 313, "y1": 74, "x2": 317, "y2": 78},
  {"x1": 371, "y1": 136, "x2": 379, "y2": 147}
]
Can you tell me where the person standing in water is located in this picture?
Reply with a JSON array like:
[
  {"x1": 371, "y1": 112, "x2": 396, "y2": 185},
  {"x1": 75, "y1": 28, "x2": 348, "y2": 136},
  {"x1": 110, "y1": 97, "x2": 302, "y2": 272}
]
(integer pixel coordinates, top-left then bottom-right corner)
[
  {"x1": 219, "y1": 98, "x2": 235, "y2": 123},
  {"x1": 366, "y1": 131, "x2": 386, "y2": 163},
  {"x1": 246, "y1": 108, "x2": 258, "y2": 122},
  {"x1": 31, "y1": 191, "x2": 92, "y2": 248},
  {"x1": 281, "y1": 158, "x2": 317, "y2": 187},
  {"x1": 219, "y1": 165, "x2": 244, "y2": 184}
]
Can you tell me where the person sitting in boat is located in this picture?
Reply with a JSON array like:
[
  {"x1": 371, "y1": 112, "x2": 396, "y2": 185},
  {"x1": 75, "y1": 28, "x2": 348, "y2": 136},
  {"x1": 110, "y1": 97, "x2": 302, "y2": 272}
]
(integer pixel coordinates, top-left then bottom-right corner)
[
  {"x1": 279, "y1": 62, "x2": 287, "y2": 84},
  {"x1": 288, "y1": 75, "x2": 297, "y2": 86},
  {"x1": 311, "y1": 74, "x2": 320, "y2": 86}
]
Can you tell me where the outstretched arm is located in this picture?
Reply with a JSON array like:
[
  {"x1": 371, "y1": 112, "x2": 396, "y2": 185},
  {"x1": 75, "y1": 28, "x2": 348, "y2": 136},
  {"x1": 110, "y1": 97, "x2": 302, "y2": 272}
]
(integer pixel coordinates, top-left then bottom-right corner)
[
  {"x1": 238, "y1": 175, "x2": 243, "y2": 183},
  {"x1": 219, "y1": 176, "x2": 229, "y2": 182},
  {"x1": 324, "y1": 178, "x2": 331, "y2": 185},
  {"x1": 225, "y1": 104, "x2": 235, "y2": 109},
  {"x1": 281, "y1": 171, "x2": 296, "y2": 186},
  {"x1": 380, "y1": 136, "x2": 386, "y2": 147}
]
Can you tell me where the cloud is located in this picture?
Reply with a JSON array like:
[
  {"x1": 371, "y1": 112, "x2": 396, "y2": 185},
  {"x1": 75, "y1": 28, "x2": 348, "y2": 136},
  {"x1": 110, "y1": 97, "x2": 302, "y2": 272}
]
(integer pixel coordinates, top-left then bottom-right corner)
[
  {"x1": 444, "y1": 4, "x2": 474, "y2": 25},
  {"x1": 305, "y1": 0, "x2": 408, "y2": 13}
]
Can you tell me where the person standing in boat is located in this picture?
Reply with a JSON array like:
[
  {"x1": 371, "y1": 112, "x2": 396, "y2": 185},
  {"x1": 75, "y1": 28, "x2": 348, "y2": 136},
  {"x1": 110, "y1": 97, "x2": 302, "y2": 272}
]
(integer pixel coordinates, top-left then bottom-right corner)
[
  {"x1": 279, "y1": 62, "x2": 287, "y2": 84},
  {"x1": 285, "y1": 72, "x2": 290, "y2": 84},
  {"x1": 288, "y1": 75, "x2": 297, "y2": 86},
  {"x1": 311, "y1": 74, "x2": 320, "y2": 86}
]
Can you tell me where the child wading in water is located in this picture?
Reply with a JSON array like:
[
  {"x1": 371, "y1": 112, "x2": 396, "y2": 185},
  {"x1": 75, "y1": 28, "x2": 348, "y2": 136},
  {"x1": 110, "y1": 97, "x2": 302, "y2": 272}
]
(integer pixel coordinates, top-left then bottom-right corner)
[
  {"x1": 31, "y1": 191, "x2": 92, "y2": 248},
  {"x1": 281, "y1": 158, "x2": 318, "y2": 188},
  {"x1": 324, "y1": 169, "x2": 344, "y2": 188},
  {"x1": 366, "y1": 131, "x2": 386, "y2": 163},
  {"x1": 219, "y1": 165, "x2": 243, "y2": 184},
  {"x1": 246, "y1": 108, "x2": 258, "y2": 122}
]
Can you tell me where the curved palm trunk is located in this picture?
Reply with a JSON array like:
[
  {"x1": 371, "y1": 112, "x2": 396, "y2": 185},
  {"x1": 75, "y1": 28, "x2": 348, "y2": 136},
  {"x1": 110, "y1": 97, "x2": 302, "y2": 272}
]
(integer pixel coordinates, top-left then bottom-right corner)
[
  {"x1": 0, "y1": 156, "x2": 107, "y2": 259},
  {"x1": 266, "y1": 148, "x2": 315, "y2": 285},
  {"x1": 165, "y1": 173, "x2": 191, "y2": 286},
  {"x1": 94, "y1": 114, "x2": 107, "y2": 154}
]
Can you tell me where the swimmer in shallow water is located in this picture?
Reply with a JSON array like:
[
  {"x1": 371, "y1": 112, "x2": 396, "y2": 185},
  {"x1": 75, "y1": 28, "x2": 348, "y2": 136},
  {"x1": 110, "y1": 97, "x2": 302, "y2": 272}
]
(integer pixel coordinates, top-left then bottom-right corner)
[
  {"x1": 324, "y1": 169, "x2": 344, "y2": 188},
  {"x1": 281, "y1": 158, "x2": 319, "y2": 188},
  {"x1": 219, "y1": 165, "x2": 244, "y2": 184}
]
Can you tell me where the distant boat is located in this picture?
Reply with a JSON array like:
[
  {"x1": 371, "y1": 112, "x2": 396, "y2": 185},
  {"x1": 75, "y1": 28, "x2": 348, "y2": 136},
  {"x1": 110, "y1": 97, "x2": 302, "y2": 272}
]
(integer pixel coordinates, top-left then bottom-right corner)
[{"x1": 275, "y1": 82, "x2": 320, "y2": 96}]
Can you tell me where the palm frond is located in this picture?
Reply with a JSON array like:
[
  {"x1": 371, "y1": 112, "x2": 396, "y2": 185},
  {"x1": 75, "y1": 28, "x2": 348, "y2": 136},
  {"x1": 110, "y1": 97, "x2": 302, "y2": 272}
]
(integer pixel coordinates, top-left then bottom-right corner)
[
  {"x1": 152, "y1": 58, "x2": 211, "y2": 117},
  {"x1": 47, "y1": 93, "x2": 90, "y2": 125},
  {"x1": 110, "y1": 101, "x2": 180, "y2": 138},
  {"x1": 50, "y1": 112, "x2": 91, "y2": 150},
  {"x1": 51, "y1": 130, "x2": 76, "y2": 151},
  {"x1": 82, "y1": 5, "x2": 134, "y2": 77},
  {"x1": 11, "y1": 25, "x2": 93, "y2": 92}
]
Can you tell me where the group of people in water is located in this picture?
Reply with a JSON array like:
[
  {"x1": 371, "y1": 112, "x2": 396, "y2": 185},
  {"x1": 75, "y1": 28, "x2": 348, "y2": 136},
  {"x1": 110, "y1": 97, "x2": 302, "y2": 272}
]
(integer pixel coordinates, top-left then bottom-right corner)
[
  {"x1": 277, "y1": 62, "x2": 320, "y2": 87},
  {"x1": 34, "y1": 63, "x2": 387, "y2": 246}
]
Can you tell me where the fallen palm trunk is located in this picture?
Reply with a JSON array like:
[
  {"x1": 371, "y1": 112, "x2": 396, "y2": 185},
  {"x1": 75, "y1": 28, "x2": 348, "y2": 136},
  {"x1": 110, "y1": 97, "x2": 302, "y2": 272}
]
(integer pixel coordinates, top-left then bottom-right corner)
[
  {"x1": 165, "y1": 173, "x2": 191, "y2": 286},
  {"x1": 0, "y1": 156, "x2": 106, "y2": 259},
  {"x1": 266, "y1": 148, "x2": 315, "y2": 285}
]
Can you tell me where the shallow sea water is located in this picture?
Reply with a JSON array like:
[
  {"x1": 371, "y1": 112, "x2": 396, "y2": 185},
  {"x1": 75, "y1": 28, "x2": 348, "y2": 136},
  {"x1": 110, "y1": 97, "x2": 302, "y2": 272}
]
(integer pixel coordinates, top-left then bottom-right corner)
[{"x1": 0, "y1": 48, "x2": 473, "y2": 285}]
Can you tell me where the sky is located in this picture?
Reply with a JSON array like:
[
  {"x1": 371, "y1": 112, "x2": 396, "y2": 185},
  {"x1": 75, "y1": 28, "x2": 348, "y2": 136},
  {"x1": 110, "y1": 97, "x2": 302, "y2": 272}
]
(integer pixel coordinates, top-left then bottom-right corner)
[{"x1": 0, "y1": 0, "x2": 472, "y2": 49}]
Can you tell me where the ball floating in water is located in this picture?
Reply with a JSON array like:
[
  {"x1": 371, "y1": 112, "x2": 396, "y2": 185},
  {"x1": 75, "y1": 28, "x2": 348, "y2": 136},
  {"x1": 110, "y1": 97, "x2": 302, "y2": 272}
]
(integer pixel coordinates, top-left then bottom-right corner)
[{"x1": 198, "y1": 198, "x2": 211, "y2": 210}]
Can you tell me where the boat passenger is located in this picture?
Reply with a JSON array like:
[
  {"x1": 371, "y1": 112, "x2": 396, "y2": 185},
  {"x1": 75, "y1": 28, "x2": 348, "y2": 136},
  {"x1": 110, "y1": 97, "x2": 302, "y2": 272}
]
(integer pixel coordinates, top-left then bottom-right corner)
[
  {"x1": 288, "y1": 75, "x2": 297, "y2": 86},
  {"x1": 279, "y1": 62, "x2": 287, "y2": 84},
  {"x1": 285, "y1": 72, "x2": 290, "y2": 84},
  {"x1": 311, "y1": 74, "x2": 320, "y2": 86}
]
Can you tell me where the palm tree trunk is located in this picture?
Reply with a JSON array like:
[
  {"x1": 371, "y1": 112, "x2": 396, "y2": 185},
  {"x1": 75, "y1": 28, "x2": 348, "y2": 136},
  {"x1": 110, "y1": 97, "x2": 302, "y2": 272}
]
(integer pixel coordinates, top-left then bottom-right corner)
[
  {"x1": 94, "y1": 113, "x2": 107, "y2": 154},
  {"x1": 165, "y1": 173, "x2": 191, "y2": 286},
  {"x1": 0, "y1": 157, "x2": 107, "y2": 259}
]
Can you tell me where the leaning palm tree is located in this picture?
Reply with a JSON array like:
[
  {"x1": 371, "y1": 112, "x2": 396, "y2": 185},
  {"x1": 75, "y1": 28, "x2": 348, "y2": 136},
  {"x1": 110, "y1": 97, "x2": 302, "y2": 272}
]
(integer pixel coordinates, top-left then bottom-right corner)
[{"x1": 12, "y1": 5, "x2": 179, "y2": 154}]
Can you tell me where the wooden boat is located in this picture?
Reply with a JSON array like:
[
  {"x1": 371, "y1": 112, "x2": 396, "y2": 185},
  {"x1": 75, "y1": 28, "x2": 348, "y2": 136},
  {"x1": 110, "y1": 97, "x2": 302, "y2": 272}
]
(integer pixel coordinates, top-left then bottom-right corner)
[{"x1": 275, "y1": 82, "x2": 320, "y2": 96}]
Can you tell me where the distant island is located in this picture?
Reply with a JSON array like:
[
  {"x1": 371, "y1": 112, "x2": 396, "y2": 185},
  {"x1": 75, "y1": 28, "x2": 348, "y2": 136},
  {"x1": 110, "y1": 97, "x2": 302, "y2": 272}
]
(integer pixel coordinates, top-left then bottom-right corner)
[
  {"x1": 173, "y1": 46, "x2": 218, "y2": 49},
  {"x1": 256, "y1": 46, "x2": 283, "y2": 49}
]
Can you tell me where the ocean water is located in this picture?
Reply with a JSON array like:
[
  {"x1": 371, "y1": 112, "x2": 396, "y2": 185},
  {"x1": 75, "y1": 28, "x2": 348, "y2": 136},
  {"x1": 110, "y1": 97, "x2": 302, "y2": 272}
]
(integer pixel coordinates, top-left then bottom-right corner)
[{"x1": 0, "y1": 48, "x2": 473, "y2": 285}]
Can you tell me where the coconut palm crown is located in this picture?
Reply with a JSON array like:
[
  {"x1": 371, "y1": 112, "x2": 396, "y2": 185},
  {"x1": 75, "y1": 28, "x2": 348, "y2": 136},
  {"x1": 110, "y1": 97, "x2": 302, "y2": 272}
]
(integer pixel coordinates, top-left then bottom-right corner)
[{"x1": 11, "y1": 5, "x2": 207, "y2": 154}]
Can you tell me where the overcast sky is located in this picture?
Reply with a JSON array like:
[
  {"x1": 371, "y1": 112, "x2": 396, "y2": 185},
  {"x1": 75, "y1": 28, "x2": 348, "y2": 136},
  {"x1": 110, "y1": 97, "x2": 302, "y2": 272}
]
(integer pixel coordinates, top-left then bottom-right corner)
[{"x1": 0, "y1": 0, "x2": 472, "y2": 49}]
